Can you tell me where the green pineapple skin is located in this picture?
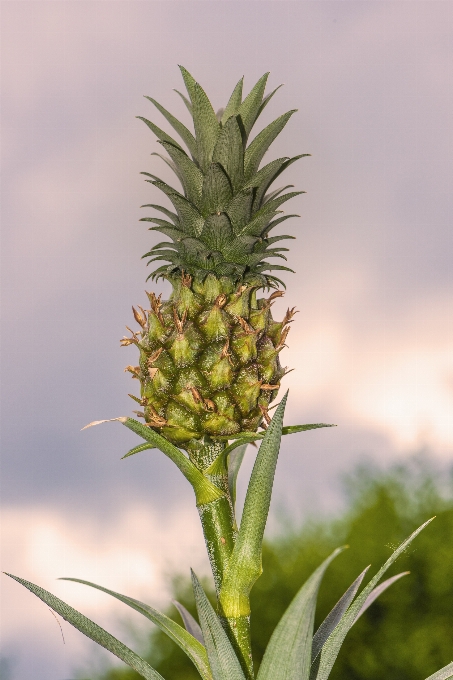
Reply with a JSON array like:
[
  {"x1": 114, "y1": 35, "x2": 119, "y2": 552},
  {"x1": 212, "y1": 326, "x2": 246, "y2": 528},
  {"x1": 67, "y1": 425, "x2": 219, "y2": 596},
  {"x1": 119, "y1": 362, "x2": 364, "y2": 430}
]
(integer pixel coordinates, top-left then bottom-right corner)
[{"x1": 124, "y1": 275, "x2": 292, "y2": 461}]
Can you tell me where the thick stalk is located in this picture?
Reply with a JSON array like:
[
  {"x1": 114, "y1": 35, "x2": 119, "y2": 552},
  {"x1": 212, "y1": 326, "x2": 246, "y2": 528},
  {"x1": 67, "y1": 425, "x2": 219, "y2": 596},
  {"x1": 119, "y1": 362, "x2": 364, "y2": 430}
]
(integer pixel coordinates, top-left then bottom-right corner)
[
  {"x1": 220, "y1": 615, "x2": 253, "y2": 680},
  {"x1": 194, "y1": 441, "x2": 254, "y2": 679},
  {"x1": 197, "y1": 496, "x2": 236, "y2": 593}
]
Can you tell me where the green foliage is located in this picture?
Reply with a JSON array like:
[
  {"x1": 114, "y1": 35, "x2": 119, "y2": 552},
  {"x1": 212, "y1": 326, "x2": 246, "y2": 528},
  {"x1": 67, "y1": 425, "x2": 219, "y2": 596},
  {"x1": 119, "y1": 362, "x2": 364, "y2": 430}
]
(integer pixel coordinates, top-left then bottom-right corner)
[
  {"x1": 5, "y1": 575, "x2": 164, "y2": 679},
  {"x1": 60, "y1": 578, "x2": 212, "y2": 680},
  {"x1": 191, "y1": 571, "x2": 247, "y2": 680},
  {"x1": 257, "y1": 547, "x2": 345, "y2": 680},
  {"x1": 139, "y1": 66, "x2": 307, "y2": 287},
  {"x1": 219, "y1": 394, "x2": 288, "y2": 618},
  {"x1": 88, "y1": 459, "x2": 453, "y2": 680}
]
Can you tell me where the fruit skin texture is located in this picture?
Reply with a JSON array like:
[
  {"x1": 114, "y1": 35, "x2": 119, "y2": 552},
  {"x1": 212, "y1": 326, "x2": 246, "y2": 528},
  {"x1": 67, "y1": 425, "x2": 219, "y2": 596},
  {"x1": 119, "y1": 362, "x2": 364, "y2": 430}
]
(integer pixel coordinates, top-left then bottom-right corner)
[
  {"x1": 121, "y1": 66, "x2": 305, "y2": 461},
  {"x1": 123, "y1": 278, "x2": 295, "y2": 462}
]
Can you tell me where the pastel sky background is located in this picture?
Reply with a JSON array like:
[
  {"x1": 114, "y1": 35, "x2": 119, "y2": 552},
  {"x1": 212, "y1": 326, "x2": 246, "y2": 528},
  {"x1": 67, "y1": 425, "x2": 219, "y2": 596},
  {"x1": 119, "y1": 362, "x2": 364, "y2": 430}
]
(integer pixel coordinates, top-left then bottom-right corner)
[{"x1": 1, "y1": 2, "x2": 452, "y2": 679}]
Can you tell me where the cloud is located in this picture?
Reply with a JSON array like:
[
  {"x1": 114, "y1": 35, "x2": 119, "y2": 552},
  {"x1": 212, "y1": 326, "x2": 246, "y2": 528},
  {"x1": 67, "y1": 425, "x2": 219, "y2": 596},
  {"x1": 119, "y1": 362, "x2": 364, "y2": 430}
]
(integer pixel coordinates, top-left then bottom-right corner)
[{"x1": 283, "y1": 289, "x2": 453, "y2": 453}]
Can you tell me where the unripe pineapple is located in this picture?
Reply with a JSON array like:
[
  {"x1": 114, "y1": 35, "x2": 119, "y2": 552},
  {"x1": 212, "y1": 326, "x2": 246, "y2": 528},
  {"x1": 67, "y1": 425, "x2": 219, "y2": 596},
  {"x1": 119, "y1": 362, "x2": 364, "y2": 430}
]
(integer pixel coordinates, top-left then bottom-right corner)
[{"x1": 122, "y1": 67, "x2": 306, "y2": 462}]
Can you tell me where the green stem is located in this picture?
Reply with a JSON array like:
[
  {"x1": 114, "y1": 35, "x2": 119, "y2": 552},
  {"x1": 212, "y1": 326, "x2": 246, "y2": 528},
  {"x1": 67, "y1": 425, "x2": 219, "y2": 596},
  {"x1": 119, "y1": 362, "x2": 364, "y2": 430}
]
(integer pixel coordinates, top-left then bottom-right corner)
[
  {"x1": 220, "y1": 616, "x2": 254, "y2": 680},
  {"x1": 194, "y1": 441, "x2": 254, "y2": 679},
  {"x1": 198, "y1": 496, "x2": 236, "y2": 593}
]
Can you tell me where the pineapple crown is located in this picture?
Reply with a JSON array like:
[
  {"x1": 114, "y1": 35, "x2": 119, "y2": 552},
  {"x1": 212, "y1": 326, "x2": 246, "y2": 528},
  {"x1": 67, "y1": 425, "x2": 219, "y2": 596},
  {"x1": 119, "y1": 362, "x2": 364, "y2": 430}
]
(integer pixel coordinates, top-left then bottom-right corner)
[{"x1": 139, "y1": 66, "x2": 309, "y2": 290}]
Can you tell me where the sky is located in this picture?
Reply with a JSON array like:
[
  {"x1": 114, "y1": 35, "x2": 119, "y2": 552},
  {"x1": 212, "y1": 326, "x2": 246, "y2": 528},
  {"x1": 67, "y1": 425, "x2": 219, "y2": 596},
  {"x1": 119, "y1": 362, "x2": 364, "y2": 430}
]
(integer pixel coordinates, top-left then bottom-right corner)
[{"x1": 1, "y1": 2, "x2": 453, "y2": 679}]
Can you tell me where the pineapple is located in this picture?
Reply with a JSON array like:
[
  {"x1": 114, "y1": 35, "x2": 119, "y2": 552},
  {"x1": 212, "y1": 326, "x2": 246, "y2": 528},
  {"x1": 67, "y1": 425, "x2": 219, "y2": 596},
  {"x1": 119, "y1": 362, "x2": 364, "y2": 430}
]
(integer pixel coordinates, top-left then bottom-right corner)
[
  {"x1": 8, "y1": 66, "x2": 445, "y2": 680},
  {"x1": 122, "y1": 66, "x2": 306, "y2": 470}
]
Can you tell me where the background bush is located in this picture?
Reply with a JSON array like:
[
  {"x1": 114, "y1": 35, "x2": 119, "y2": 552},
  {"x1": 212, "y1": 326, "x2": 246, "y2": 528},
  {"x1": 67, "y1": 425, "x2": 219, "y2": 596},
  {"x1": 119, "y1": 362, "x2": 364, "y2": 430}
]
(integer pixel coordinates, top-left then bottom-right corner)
[{"x1": 86, "y1": 457, "x2": 453, "y2": 680}]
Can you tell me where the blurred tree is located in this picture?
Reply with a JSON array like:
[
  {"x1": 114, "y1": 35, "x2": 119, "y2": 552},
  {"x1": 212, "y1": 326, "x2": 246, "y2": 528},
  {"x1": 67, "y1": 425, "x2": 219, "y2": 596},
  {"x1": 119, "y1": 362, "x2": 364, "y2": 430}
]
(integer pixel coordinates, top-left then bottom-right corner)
[{"x1": 84, "y1": 457, "x2": 453, "y2": 680}]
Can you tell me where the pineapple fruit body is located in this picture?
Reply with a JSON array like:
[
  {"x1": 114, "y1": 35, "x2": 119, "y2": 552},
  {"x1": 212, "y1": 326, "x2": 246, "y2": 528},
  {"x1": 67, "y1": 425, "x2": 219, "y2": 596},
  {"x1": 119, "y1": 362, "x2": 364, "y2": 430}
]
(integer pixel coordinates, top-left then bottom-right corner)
[{"x1": 124, "y1": 275, "x2": 293, "y2": 466}]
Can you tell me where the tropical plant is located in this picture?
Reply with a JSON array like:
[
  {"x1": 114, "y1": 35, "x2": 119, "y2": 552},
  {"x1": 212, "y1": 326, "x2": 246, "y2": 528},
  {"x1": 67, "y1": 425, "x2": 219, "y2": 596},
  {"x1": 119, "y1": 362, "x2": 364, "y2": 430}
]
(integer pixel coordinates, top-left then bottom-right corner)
[
  {"x1": 4, "y1": 68, "x2": 452, "y2": 680},
  {"x1": 98, "y1": 460, "x2": 453, "y2": 680}
]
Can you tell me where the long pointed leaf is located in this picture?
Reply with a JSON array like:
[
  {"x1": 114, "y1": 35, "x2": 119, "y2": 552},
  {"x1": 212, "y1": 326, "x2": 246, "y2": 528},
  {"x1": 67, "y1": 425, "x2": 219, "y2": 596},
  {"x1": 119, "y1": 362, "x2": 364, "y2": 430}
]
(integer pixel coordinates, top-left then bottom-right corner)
[
  {"x1": 219, "y1": 393, "x2": 287, "y2": 618},
  {"x1": 141, "y1": 203, "x2": 180, "y2": 225},
  {"x1": 221, "y1": 77, "x2": 243, "y2": 125},
  {"x1": 217, "y1": 423, "x2": 336, "y2": 442},
  {"x1": 174, "y1": 88, "x2": 192, "y2": 114},
  {"x1": 244, "y1": 111, "x2": 297, "y2": 181},
  {"x1": 160, "y1": 141, "x2": 203, "y2": 205},
  {"x1": 238, "y1": 73, "x2": 269, "y2": 137},
  {"x1": 137, "y1": 116, "x2": 184, "y2": 151},
  {"x1": 191, "y1": 570, "x2": 246, "y2": 680},
  {"x1": 228, "y1": 443, "x2": 248, "y2": 508},
  {"x1": 122, "y1": 442, "x2": 155, "y2": 458},
  {"x1": 145, "y1": 97, "x2": 197, "y2": 158},
  {"x1": 256, "y1": 84, "x2": 284, "y2": 120},
  {"x1": 5, "y1": 574, "x2": 164, "y2": 680},
  {"x1": 425, "y1": 662, "x2": 453, "y2": 680},
  {"x1": 172, "y1": 599, "x2": 204, "y2": 645},
  {"x1": 311, "y1": 567, "x2": 369, "y2": 664},
  {"x1": 201, "y1": 163, "x2": 233, "y2": 214},
  {"x1": 209, "y1": 423, "x2": 331, "y2": 494},
  {"x1": 61, "y1": 578, "x2": 212, "y2": 680},
  {"x1": 118, "y1": 417, "x2": 224, "y2": 506},
  {"x1": 150, "y1": 182, "x2": 204, "y2": 236},
  {"x1": 121, "y1": 418, "x2": 223, "y2": 504},
  {"x1": 311, "y1": 519, "x2": 434, "y2": 680},
  {"x1": 257, "y1": 548, "x2": 345, "y2": 680},
  {"x1": 354, "y1": 571, "x2": 409, "y2": 622},
  {"x1": 179, "y1": 66, "x2": 220, "y2": 171},
  {"x1": 212, "y1": 115, "x2": 244, "y2": 192}
]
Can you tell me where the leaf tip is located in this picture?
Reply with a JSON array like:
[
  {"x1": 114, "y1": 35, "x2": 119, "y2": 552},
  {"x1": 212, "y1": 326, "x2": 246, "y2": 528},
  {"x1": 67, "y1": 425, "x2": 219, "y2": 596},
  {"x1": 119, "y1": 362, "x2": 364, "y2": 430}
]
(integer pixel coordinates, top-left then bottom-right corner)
[{"x1": 81, "y1": 417, "x2": 127, "y2": 431}]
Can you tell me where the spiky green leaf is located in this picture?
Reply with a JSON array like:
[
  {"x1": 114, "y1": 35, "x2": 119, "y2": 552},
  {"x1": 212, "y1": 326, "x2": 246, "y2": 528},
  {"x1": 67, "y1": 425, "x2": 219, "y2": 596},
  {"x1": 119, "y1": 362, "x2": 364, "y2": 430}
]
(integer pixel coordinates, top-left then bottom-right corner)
[
  {"x1": 311, "y1": 568, "x2": 369, "y2": 664},
  {"x1": 264, "y1": 214, "x2": 299, "y2": 235},
  {"x1": 141, "y1": 203, "x2": 180, "y2": 225},
  {"x1": 138, "y1": 116, "x2": 184, "y2": 151},
  {"x1": 240, "y1": 192, "x2": 304, "y2": 237},
  {"x1": 228, "y1": 443, "x2": 248, "y2": 508},
  {"x1": 160, "y1": 141, "x2": 203, "y2": 204},
  {"x1": 221, "y1": 235, "x2": 258, "y2": 263},
  {"x1": 174, "y1": 88, "x2": 193, "y2": 113},
  {"x1": 146, "y1": 225, "x2": 186, "y2": 243},
  {"x1": 219, "y1": 394, "x2": 288, "y2": 617},
  {"x1": 61, "y1": 578, "x2": 212, "y2": 680},
  {"x1": 311, "y1": 519, "x2": 435, "y2": 680},
  {"x1": 221, "y1": 77, "x2": 244, "y2": 125},
  {"x1": 173, "y1": 600, "x2": 204, "y2": 645},
  {"x1": 244, "y1": 111, "x2": 297, "y2": 180},
  {"x1": 121, "y1": 418, "x2": 224, "y2": 506},
  {"x1": 256, "y1": 84, "x2": 284, "y2": 120},
  {"x1": 226, "y1": 190, "x2": 254, "y2": 231},
  {"x1": 217, "y1": 424, "x2": 336, "y2": 442},
  {"x1": 145, "y1": 96, "x2": 197, "y2": 158},
  {"x1": 201, "y1": 163, "x2": 233, "y2": 215},
  {"x1": 122, "y1": 443, "x2": 155, "y2": 459},
  {"x1": 191, "y1": 571, "x2": 247, "y2": 680},
  {"x1": 354, "y1": 572, "x2": 409, "y2": 622},
  {"x1": 150, "y1": 183, "x2": 204, "y2": 237},
  {"x1": 5, "y1": 574, "x2": 163, "y2": 680},
  {"x1": 263, "y1": 185, "x2": 294, "y2": 204},
  {"x1": 201, "y1": 213, "x2": 234, "y2": 251},
  {"x1": 212, "y1": 116, "x2": 244, "y2": 191},
  {"x1": 238, "y1": 73, "x2": 269, "y2": 137},
  {"x1": 180, "y1": 66, "x2": 220, "y2": 171},
  {"x1": 257, "y1": 548, "x2": 345, "y2": 680}
]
